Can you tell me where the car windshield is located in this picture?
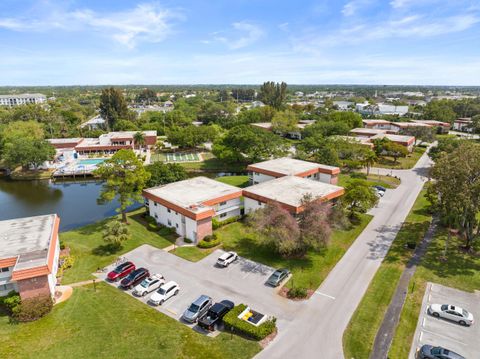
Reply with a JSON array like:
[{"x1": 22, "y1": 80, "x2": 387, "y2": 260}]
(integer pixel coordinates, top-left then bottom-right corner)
[
  {"x1": 431, "y1": 347, "x2": 442, "y2": 355},
  {"x1": 271, "y1": 273, "x2": 280, "y2": 279},
  {"x1": 140, "y1": 280, "x2": 149, "y2": 288},
  {"x1": 188, "y1": 304, "x2": 200, "y2": 313},
  {"x1": 157, "y1": 288, "x2": 166, "y2": 295},
  {"x1": 114, "y1": 264, "x2": 128, "y2": 273},
  {"x1": 462, "y1": 309, "x2": 469, "y2": 317},
  {"x1": 441, "y1": 304, "x2": 448, "y2": 311}
]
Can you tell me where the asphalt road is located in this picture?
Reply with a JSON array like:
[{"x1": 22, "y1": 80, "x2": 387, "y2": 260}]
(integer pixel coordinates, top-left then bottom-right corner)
[{"x1": 256, "y1": 150, "x2": 433, "y2": 359}]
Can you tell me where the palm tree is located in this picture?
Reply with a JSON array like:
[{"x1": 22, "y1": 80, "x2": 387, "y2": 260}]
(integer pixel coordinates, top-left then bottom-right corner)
[
  {"x1": 102, "y1": 220, "x2": 131, "y2": 248},
  {"x1": 133, "y1": 131, "x2": 146, "y2": 151},
  {"x1": 363, "y1": 150, "x2": 377, "y2": 176}
]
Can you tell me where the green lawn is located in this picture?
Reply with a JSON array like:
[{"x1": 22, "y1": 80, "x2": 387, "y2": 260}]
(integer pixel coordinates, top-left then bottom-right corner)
[
  {"x1": 170, "y1": 246, "x2": 214, "y2": 262},
  {"x1": 0, "y1": 283, "x2": 261, "y2": 359},
  {"x1": 60, "y1": 209, "x2": 177, "y2": 284},
  {"x1": 179, "y1": 153, "x2": 246, "y2": 173},
  {"x1": 215, "y1": 175, "x2": 250, "y2": 188},
  {"x1": 338, "y1": 173, "x2": 401, "y2": 189},
  {"x1": 389, "y1": 229, "x2": 480, "y2": 358},
  {"x1": 216, "y1": 214, "x2": 372, "y2": 290},
  {"x1": 375, "y1": 146, "x2": 426, "y2": 169},
  {"x1": 343, "y1": 188, "x2": 432, "y2": 359}
]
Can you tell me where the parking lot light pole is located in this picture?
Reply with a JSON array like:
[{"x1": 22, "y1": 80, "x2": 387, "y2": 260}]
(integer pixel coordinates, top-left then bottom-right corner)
[{"x1": 92, "y1": 279, "x2": 96, "y2": 292}]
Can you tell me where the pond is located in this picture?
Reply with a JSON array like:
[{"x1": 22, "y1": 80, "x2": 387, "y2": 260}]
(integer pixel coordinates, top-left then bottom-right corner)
[{"x1": 0, "y1": 178, "x2": 142, "y2": 232}]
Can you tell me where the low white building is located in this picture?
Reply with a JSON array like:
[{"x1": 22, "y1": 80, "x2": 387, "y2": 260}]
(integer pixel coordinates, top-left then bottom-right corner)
[
  {"x1": 247, "y1": 157, "x2": 340, "y2": 185},
  {"x1": 0, "y1": 93, "x2": 47, "y2": 106},
  {"x1": 243, "y1": 176, "x2": 344, "y2": 215},
  {"x1": 453, "y1": 118, "x2": 473, "y2": 132},
  {"x1": 143, "y1": 177, "x2": 243, "y2": 242},
  {"x1": 80, "y1": 115, "x2": 106, "y2": 130}
]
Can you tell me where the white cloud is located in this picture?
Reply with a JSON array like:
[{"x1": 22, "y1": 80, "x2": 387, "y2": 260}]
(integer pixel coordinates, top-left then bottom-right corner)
[
  {"x1": 210, "y1": 21, "x2": 264, "y2": 49},
  {"x1": 0, "y1": 3, "x2": 182, "y2": 48},
  {"x1": 342, "y1": 0, "x2": 373, "y2": 16}
]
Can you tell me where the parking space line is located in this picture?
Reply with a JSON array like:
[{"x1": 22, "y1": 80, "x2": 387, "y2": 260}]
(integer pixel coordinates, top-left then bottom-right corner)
[
  {"x1": 419, "y1": 331, "x2": 423, "y2": 342},
  {"x1": 421, "y1": 329, "x2": 467, "y2": 346},
  {"x1": 166, "y1": 308, "x2": 177, "y2": 316},
  {"x1": 243, "y1": 263, "x2": 261, "y2": 279},
  {"x1": 314, "y1": 291, "x2": 335, "y2": 300},
  {"x1": 422, "y1": 318, "x2": 426, "y2": 327}
]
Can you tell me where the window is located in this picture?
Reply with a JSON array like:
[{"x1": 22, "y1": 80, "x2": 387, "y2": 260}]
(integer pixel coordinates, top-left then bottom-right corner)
[
  {"x1": 154, "y1": 214, "x2": 158, "y2": 219},
  {"x1": 258, "y1": 201, "x2": 262, "y2": 206},
  {"x1": 168, "y1": 220, "x2": 172, "y2": 226},
  {"x1": 219, "y1": 201, "x2": 227, "y2": 206},
  {"x1": 154, "y1": 202, "x2": 157, "y2": 207},
  {"x1": 175, "y1": 211, "x2": 178, "y2": 215},
  {"x1": 220, "y1": 213, "x2": 227, "y2": 218},
  {"x1": 167, "y1": 209, "x2": 171, "y2": 213},
  {"x1": 0, "y1": 283, "x2": 13, "y2": 291},
  {"x1": 175, "y1": 223, "x2": 179, "y2": 228},
  {"x1": 0, "y1": 267, "x2": 9, "y2": 273}
]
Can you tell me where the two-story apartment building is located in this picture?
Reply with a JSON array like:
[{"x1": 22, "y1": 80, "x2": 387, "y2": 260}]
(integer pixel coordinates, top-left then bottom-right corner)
[
  {"x1": 247, "y1": 157, "x2": 340, "y2": 185},
  {"x1": 0, "y1": 214, "x2": 60, "y2": 299},
  {"x1": 143, "y1": 177, "x2": 243, "y2": 242},
  {"x1": 0, "y1": 93, "x2": 47, "y2": 106}
]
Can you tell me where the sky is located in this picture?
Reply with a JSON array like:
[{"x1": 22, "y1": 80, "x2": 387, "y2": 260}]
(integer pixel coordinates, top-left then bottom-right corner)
[{"x1": 0, "y1": 0, "x2": 479, "y2": 86}]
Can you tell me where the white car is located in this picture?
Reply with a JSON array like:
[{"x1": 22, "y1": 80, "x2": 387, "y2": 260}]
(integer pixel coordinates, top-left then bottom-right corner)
[
  {"x1": 132, "y1": 274, "x2": 165, "y2": 297},
  {"x1": 149, "y1": 281, "x2": 180, "y2": 306},
  {"x1": 216, "y1": 251, "x2": 238, "y2": 267},
  {"x1": 428, "y1": 304, "x2": 474, "y2": 326}
]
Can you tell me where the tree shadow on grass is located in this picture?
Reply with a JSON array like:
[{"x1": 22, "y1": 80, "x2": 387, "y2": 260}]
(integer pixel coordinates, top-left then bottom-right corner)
[
  {"x1": 91, "y1": 243, "x2": 123, "y2": 257},
  {"x1": 129, "y1": 212, "x2": 177, "y2": 244}
]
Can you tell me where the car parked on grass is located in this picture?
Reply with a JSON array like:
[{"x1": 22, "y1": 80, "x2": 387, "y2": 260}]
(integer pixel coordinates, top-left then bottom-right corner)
[
  {"x1": 107, "y1": 261, "x2": 136, "y2": 282},
  {"x1": 182, "y1": 295, "x2": 213, "y2": 323},
  {"x1": 198, "y1": 300, "x2": 235, "y2": 331},
  {"x1": 417, "y1": 344, "x2": 465, "y2": 359},
  {"x1": 119, "y1": 268, "x2": 150, "y2": 290},
  {"x1": 149, "y1": 281, "x2": 179, "y2": 306},
  {"x1": 132, "y1": 274, "x2": 165, "y2": 297},
  {"x1": 428, "y1": 304, "x2": 474, "y2": 326},
  {"x1": 266, "y1": 268, "x2": 290, "y2": 287},
  {"x1": 216, "y1": 251, "x2": 238, "y2": 267}
]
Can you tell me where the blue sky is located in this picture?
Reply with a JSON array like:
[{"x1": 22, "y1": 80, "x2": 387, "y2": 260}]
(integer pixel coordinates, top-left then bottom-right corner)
[{"x1": 0, "y1": 0, "x2": 479, "y2": 85}]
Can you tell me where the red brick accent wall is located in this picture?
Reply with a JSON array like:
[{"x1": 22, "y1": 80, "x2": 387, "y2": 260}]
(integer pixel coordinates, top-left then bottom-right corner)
[
  {"x1": 196, "y1": 217, "x2": 212, "y2": 241},
  {"x1": 17, "y1": 276, "x2": 51, "y2": 300}
]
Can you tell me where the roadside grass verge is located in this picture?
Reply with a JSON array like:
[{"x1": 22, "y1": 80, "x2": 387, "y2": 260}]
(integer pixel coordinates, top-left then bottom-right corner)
[
  {"x1": 0, "y1": 283, "x2": 261, "y2": 359},
  {"x1": 375, "y1": 146, "x2": 426, "y2": 169},
  {"x1": 389, "y1": 229, "x2": 480, "y2": 358},
  {"x1": 339, "y1": 173, "x2": 401, "y2": 189},
  {"x1": 60, "y1": 208, "x2": 176, "y2": 284},
  {"x1": 216, "y1": 214, "x2": 372, "y2": 291},
  {"x1": 215, "y1": 175, "x2": 250, "y2": 188},
  {"x1": 170, "y1": 246, "x2": 214, "y2": 262},
  {"x1": 343, "y1": 188, "x2": 432, "y2": 359}
]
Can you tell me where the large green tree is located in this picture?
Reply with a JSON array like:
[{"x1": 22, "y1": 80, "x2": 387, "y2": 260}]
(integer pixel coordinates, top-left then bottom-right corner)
[
  {"x1": 271, "y1": 110, "x2": 298, "y2": 134},
  {"x1": 103, "y1": 220, "x2": 131, "y2": 248},
  {"x1": 3, "y1": 137, "x2": 55, "y2": 170},
  {"x1": 145, "y1": 162, "x2": 188, "y2": 187},
  {"x1": 99, "y1": 87, "x2": 129, "y2": 130},
  {"x1": 95, "y1": 149, "x2": 150, "y2": 223},
  {"x1": 423, "y1": 100, "x2": 457, "y2": 124},
  {"x1": 429, "y1": 142, "x2": 480, "y2": 249},
  {"x1": 341, "y1": 179, "x2": 378, "y2": 219},
  {"x1": 258, "y1": 81, "x2": 287, "y2": 110}
]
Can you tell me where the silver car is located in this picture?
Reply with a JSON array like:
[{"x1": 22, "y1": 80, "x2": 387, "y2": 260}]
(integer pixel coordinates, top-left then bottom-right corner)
[
  {"x1": 428, "y1": 304, "x2": 474, "y2": 326},
  {"x1": 182, "y1": 295, "x2": 212, "y2": 323}
]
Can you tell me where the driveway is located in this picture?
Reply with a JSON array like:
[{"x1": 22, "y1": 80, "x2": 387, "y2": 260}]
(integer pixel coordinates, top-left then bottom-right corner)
[
  {"x1": 256, "y1": 148, "x2": 433, "y2": 358},
  {"x1": 409, "y1": 283, "x2": 480, "y2": 359},
  {"x1": 97, "y1": 245, "x2": 301, "y2": 334}
]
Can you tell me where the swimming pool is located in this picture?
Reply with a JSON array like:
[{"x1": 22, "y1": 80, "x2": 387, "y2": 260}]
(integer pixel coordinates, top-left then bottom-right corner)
[{"x1": 78, "y1": 158, "x2": 105, "y2": 165}]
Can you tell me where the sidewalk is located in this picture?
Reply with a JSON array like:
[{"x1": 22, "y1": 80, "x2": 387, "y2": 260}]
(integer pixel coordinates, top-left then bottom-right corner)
[{"x1": 369, "y1": 218, "x2": 438, "y2": 359}]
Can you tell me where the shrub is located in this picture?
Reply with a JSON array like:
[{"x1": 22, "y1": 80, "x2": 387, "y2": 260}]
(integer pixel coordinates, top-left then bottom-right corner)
[
  {"x1": 223, "y1": 304, "x2": 277, "y2": 340},
  {"x1": 212, "y1": 215, "x2": 241, "y2": 229},
  {"x1": 57, "y1": 255, "x2": 75, "y2": 277},
  {"x1": 59, "y1": 240, "x2": 66, "y2": 250},
  {"x1": 0, "y1": 291, "x2": 21, "y2": 314},
  {"x1": 183, "y1": 237, "x2": 193, "y2": 244},
  {"x1": 287, "y1": 287, "x2": 308, "y2": 299},
  {"x1": 203, "y1": 234, "x2": 217, "y2": 242},
  {"x1": 197, "y1": 235, "x2": 222, "y2": 249},
  {"x1": 12, "y1": 295, "x2": 53, "y2": 322},
  {"x1": 350, "y1": 172, "x2": 367, "y2": 179}
]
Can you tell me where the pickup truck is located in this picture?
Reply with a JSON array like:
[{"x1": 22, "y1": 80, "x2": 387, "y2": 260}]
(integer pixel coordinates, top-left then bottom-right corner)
[{"x1": 198, "y1": 300, "x2": 235, "y2": 331}]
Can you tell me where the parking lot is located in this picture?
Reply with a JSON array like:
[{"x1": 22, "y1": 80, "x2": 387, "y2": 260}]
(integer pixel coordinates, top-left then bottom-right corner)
[
  {"x1": 96, "y1": 245, "x2": 301, "y2": 335},
  {"x1": 409, "y1": 282, "x2": 480, "y2": 358}
]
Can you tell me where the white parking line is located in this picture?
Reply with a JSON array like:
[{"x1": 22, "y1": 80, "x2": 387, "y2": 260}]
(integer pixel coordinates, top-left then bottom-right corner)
[
  {"x1": 314, "y1": 291, "x2": 336, "y2": 300},
  {"x1": 419, "y1": 331, "x2": 423, "y2": 342},
  {"x1": 422, "y1": 318, "x2": 426, "y2": 327},
  {"x1": 243, "y1": 264, "x2": 261, "y2": 279},
  {"x1": 421, "y1": 329, "x2": 467, "y2": 346}
]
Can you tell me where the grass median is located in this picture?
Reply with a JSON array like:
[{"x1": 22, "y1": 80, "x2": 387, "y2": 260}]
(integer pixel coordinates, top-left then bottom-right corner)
[
  {"x1": 0, "y1": 282, "x2": 261, "y2": 359},
  {"x1": 343, "y1": 188, "x2": 432, "y2": 359}
]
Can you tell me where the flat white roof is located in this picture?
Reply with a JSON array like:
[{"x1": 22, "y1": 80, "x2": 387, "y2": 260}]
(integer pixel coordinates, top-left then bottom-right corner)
[
  {"x1": 47, "y1": 138, "x2": 83, "y2": 144},
  {"x1": 351, "y1": 128, "x2": 387, "y2": 135},
  {"x1": 144, "y1": 177, "x2": 240, "y2": 212},
  {"x1": 0, "y1": 93, "x2": 46, "y2": 99},
  {"x1": 371, "y1": 133, "x2": 415, "y2": 143},
  {"x1": 249, "y1": 157, "x2": 338, "y2": 176},
  {"x1": 244, "y1": 176, "x2": 344, "y2": 208},
  {"x1": 103, "y1": 130, "x2": 157, "y2": 138},
  {"x1": 0, "y1": 214, "x2": 57, "y2": 270}
]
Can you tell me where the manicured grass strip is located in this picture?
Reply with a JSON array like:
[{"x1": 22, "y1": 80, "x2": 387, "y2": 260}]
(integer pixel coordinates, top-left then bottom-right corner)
[
  {"x1": 374, "y1": 146, "x2": 426, "y2": 170},
  {"x1": 389, "y1": 230, "x2": 480, "y2": 358},
  {"x1": 60, "y1": 209, "x2": 176, "y2": 284},
  {"x1": 338, "y1": 174, "x2": 401, "y2": 189},
  {"x1": 216, "y1": 214, "x2": 372, "y2": 291},
  {"x1": 170, "y1": 246, "x2": 214, "y2": 262},
  {"x1": 0, "y1": 283, "x2": 261, "y2": 359},
  {"x1": 215, "y1": 175, "x2": 250, "y2": 188},
  {"x1": 343, "y1": 188, "x2": 432, "y2": 359}
]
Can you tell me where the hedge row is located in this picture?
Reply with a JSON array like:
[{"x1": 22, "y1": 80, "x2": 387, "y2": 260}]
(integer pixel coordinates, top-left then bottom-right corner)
[
  {"x1": 0, "y1": 291, "x2": 53, "y2": 322},
  {"x1": 223, "y1": 304, "x2": 277, "y2": 340},
  {"x1": 212, "y1": 215, "x2": 241, "y2": 229},
  {"x1": 197, "y1": 234, "x2": 222, "y2": 249}
]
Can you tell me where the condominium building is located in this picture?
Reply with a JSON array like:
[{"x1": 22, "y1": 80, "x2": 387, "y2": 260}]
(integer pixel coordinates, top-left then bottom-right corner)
[
  {"x1": 0, "y1": 214, "x2": 60, "y2": 299},
  {"x1": 0, "y1": 93, "x2": 47, "y2": 106},
  {"x1": 143, "y1": 177, "x2": 243, "y2": 242}
]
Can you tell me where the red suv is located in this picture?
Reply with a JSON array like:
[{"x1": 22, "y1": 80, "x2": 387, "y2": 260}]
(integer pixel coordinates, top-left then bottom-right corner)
[
  {"x1": 120, "y1": 268, "x2": 150, "y2": 290},
  {"x1": 107, "y1": 261, "x2": 136, "y2": 282}
]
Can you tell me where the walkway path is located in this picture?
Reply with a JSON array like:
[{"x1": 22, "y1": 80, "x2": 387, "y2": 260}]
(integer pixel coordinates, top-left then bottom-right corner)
[
  {"x1": 370, "y1": 219, "x2": 438, "y2": 359},
  {"x1": 256, "y1": 150, "x2": 432, "y2": 359}
]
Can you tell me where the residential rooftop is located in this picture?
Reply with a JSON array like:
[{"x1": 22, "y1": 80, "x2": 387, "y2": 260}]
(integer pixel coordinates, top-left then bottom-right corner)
[
  {"x1": 243, "y1": 176, "x2": 344, "y2": 208},
  {"x1": 143, "y1": 177, "x2": 241, "y2": 213},
  {"x1": 0, "y1": 214, "x2": 57, "y2": 271},
  {"x1": 248, "y1": 157, "x2": 340, "y2": 176},
  {"x1": 371, "y1": 133, "x2": 415, "y2": 144},
  {"x1": 0, "y1": 93, "x2": 46, "y2": 99},
  {"x1": 350, "y1": 128, "x2": 388, "y2": 136}
]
